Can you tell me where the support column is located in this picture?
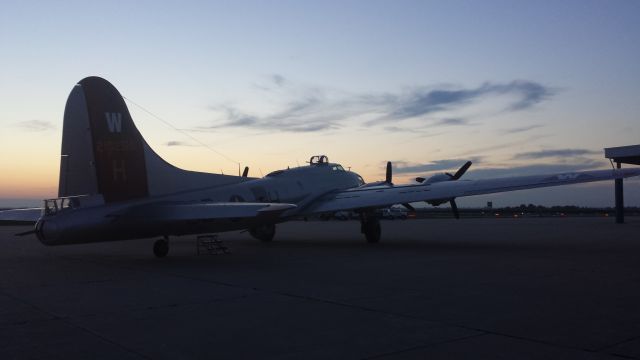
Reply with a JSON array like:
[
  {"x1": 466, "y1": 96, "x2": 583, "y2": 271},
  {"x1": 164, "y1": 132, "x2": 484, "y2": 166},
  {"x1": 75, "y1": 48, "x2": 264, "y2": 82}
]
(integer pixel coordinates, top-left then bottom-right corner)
[{"x1": 615, "y1": 161, "x2": 624, "y2": 224}]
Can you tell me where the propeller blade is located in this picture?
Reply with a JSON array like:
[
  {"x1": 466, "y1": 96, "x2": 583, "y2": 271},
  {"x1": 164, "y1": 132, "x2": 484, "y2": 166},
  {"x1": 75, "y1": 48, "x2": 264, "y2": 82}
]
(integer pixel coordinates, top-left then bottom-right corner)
[
  {"x1": 402, "y1": 203, "x2": 416, "y2": 211},
  {"x1": 242, "y1": 166, "x2": 249, "y2": 177},
  {"x1": 450, "y1": 199, "x2": 460, "y2": 219},
  {"x1": 15, "y1": 229, "x2": 37, "y2": 236},
  {"x1": 385, "y1": 161, "x2": 392, "y2": 184},
  {"x1": 451, "y1": 161, "x2": 472, "y2": 180}
]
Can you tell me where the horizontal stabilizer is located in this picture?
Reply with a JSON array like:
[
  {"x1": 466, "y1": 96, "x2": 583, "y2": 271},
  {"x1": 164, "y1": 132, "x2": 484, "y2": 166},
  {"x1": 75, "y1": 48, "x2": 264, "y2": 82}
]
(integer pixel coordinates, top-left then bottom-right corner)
[{"x1": 0, "y1": 208, "x2": 42, "y2": 225}]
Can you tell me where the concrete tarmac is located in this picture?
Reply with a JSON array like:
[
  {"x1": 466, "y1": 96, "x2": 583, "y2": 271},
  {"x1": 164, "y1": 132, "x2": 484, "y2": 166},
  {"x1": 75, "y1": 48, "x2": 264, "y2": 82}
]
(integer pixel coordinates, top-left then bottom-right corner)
[{"x1": 2, "y1": 217, "x2": 640, "y2": 359}]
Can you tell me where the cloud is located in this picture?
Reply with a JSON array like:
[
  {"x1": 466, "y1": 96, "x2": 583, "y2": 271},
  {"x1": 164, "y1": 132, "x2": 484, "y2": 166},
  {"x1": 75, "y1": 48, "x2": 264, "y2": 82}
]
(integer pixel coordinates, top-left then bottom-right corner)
[
  {"x1": 502, "y1": 124, "x2": 543, "y2": 134},
  {"x1": 499, "y1": 81, "x2": 551, "y2": 111},
  {"x1": 165, "y1": 140, "x2": 196, "y2": 147},
  {"x1": 368, "y1": 80, "x2": 554, "y2": 125},
  {"x1": 513, "y1": 148, "x2": 599, "y2": 160},
  {"x1": 208, "y1": 99, "x2": 338, "y2": 132},
  {"x1": 465, "y1": 161, "x2": 604, "y2": 179},
  {"x1": 208, "y1": 76, "x2": 554, "y2": 133},
  {"x1": 393, "y1": 158, "x2": 481, "y2": 174},
  {"x1": 391, "y1": 156, "x2": 605, "y2": 178},
  {"x1": 254, "y1": 73, "x2": 289, "y2": 91},
  {"x1": 433, "y1": 118, "x2": 469, "y2": 126},
  {"x1": 15, "y1": 120, "x2": 55, "y2": 132},
  {"x1": 215, "y1": 107, "x2": 258, "y2": 127},
  {"x1": 378, "y1": 127, "x2": 445, "y2": 140},
  {"x1": 384, "y1": 126, "x2": 409, "y2": 132},
  {"x1": 271, "y1": 74, "x2": 286, "y2": 87}
]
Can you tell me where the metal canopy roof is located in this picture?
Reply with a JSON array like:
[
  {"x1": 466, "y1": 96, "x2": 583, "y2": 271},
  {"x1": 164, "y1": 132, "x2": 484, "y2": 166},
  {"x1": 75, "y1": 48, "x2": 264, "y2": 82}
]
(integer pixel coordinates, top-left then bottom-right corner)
[{"x1": 604, "y1": 144, "x2": 640, "y2": 165}]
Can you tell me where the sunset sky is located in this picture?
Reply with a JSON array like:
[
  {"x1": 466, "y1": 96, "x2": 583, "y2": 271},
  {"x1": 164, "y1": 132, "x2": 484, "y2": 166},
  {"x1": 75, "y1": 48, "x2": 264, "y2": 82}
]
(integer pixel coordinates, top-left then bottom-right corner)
[{"x1": 1, "y1": 0, "x2": 639, "y2": 207}]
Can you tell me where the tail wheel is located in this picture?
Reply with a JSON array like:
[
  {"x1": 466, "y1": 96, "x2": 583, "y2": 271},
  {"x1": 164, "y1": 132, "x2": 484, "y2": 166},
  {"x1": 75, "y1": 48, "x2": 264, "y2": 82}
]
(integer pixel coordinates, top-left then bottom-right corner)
[
  {"x1": 249, "y1": 224, "x2": 276, "y2": 242},
  {"x1": 153, "y1": 238, "x2": 169, "y2": 257},
  {"x1": 361, "y1": 215, "x2": 381, "y2": 243}
]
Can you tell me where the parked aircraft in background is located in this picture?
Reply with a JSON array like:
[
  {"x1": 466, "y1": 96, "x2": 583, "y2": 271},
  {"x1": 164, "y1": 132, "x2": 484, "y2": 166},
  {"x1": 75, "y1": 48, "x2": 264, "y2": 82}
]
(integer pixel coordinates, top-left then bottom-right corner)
[{"x1": 1, "y1": 77, "x2": 639, "y2": 257}]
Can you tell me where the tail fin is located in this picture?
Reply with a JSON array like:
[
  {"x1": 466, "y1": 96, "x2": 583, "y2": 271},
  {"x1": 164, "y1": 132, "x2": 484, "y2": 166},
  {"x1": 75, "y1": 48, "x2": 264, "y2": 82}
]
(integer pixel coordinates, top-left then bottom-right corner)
[{"x1": 59, "y1": 76, "x2": 243, "y2": 203}]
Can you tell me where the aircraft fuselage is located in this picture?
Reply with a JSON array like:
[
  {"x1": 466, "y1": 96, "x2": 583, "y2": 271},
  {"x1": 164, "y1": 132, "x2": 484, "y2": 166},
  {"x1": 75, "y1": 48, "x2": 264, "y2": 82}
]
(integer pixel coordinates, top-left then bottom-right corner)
[{"x1": 36, "y1": 162, "x2": 364, "y2": 245}]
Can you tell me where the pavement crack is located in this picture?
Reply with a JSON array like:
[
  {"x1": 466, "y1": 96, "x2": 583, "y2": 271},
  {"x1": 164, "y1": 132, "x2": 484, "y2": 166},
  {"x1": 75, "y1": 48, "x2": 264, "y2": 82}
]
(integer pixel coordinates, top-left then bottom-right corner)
[
  {"x1": 593, "y1": 334, "x2": 640, "y2": 356},
  {"x1": 0, "y1": 289, "x2": 151, "y2": 360},
  {"x1": 53, "y1": 250, "x2": 640, "y2": 360},
  {"x1": 363, "y1": 333, "x2": 490, "y2": 359}
]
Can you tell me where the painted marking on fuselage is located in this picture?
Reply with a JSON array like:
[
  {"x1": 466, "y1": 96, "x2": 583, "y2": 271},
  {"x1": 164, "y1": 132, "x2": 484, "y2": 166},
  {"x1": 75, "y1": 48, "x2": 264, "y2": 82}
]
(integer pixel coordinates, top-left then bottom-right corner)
[
  {"x1": 105, "y1": 112, "x2": 122, "y2": 133},
  {"x1": 112, "y1": 159, "x2": 127, "y2": 181}
]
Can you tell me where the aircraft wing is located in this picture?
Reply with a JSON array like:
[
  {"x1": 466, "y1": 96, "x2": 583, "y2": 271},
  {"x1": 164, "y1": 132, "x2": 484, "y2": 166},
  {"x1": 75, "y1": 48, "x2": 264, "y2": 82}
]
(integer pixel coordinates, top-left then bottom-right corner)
[
  {"x1": 0, "y1": 208, "x2": 42, "y2": 224},
  {"x1": 305, "y1": 168, "x2": 640, "y2": 214}
]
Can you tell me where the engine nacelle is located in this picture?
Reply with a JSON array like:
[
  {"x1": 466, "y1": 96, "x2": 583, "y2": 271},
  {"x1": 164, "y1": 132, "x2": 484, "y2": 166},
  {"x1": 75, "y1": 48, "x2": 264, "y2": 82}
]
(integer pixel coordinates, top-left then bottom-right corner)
[
  {"x1": 415, "y1": 161, "x2": 472, "y2": 186},
  {"x1": 425, "y1": 173, "x2": 451, "y2": 183},
  {"x1": 416, "y1": 173, "x2": 452, "y2": 184}
]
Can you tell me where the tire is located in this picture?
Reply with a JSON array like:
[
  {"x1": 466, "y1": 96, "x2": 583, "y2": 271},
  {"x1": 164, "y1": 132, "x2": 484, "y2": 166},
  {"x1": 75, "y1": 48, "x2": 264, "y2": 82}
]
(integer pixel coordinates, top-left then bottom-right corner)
[
  {"x1": 250, "y1": 224, "x2": 276, "y2": 242},
  {"x1": 153, "y1": 239, "x2": 169, "y2": 258},
  {"x1": 364, "y1": 218, "x2": 381, "y2": 243}
]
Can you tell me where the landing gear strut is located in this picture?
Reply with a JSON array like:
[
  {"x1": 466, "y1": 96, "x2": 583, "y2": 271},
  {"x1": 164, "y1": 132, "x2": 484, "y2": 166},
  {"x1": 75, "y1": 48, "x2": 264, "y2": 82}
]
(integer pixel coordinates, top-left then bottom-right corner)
[
  {"x1": 249, "y1": 224, "x2": 276, "y2": 242},
  {"x1": 360, "y1": 213, "x2": 381, "y2": 243},
  {"x1": 153, "y1": 237, "x2": 169, "y2": 258}
]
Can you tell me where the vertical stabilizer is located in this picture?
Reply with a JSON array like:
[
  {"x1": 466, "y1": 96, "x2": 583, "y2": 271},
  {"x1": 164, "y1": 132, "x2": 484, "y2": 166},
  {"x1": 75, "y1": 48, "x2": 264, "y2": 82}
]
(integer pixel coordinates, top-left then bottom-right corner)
[
  {"x1": 59, "y1": 77, "x2": 149, "y2": 202},
  {"x1": 81, "y1": 77, "x2": 149, "y2": 202},
  {"x1": 58, "y1": 76, "x2": 245, "y2": 204}
]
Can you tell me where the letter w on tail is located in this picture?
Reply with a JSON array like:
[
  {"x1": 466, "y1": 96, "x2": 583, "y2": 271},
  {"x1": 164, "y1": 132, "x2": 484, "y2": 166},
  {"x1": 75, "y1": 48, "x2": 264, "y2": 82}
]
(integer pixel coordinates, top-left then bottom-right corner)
[{"x1": 105, "y1": 112, "x2": 122, "y2": 133}]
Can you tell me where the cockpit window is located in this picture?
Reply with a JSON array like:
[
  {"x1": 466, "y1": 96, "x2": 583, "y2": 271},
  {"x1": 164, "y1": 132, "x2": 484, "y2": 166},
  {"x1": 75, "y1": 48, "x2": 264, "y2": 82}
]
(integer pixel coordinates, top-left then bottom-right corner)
[
  {"x1": 331, "y1": 165, "x2": 345, "y2": 171},
  {"x1": 357, "y1": 175, "x2": 365, "y2": 185}
]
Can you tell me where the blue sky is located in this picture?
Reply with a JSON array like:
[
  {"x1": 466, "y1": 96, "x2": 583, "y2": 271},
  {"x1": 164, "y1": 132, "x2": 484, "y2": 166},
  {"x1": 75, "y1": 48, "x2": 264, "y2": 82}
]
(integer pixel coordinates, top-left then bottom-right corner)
[{"x1": 1, "y1": 0, "x2": 639, "y2": 207}]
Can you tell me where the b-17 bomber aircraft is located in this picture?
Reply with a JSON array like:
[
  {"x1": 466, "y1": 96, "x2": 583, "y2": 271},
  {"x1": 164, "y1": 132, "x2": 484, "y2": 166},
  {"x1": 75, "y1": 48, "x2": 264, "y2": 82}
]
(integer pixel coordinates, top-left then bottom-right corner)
[{"x1": 2, "y1": 77, "x2": 639, "y2": 257}]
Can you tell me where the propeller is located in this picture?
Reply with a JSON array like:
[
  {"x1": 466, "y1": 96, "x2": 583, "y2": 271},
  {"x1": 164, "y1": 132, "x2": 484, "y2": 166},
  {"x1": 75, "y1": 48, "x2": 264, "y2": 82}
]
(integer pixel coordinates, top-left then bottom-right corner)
[
  {"x1": 420, "y1": 161, "x2": 472, "y2": 219},
  {"x1": 385, "y1": 161, "x2": 392, "y2": 185},
  {"x1": 449, "y1": 199, "x2": 460, "y2": 219},
  {"x1": 402, "y1": 203, "x2": 416, "y2": 212},
  {"x1": 360, "y1": 161, "x2": 395, "y2": 188},
  {"x1": 242, "y1": 166, "x2": 249, "y2": 177},
  {"x1": 446, "y1": 161, "x2": 472, "y2": 180}
]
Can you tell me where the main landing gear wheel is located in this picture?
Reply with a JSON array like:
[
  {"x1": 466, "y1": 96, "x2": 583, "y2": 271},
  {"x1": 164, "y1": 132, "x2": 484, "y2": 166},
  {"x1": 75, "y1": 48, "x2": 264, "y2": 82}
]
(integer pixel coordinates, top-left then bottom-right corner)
[
  {"x1": 361, "y1": 215, "x2": 381, "y2": 243},
  {"x1": 153, "y1": 238, "x2": 169, "y2": 258},
  {"x1": 249, "y1": 224, "x2": 276, "y2": 242}
]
